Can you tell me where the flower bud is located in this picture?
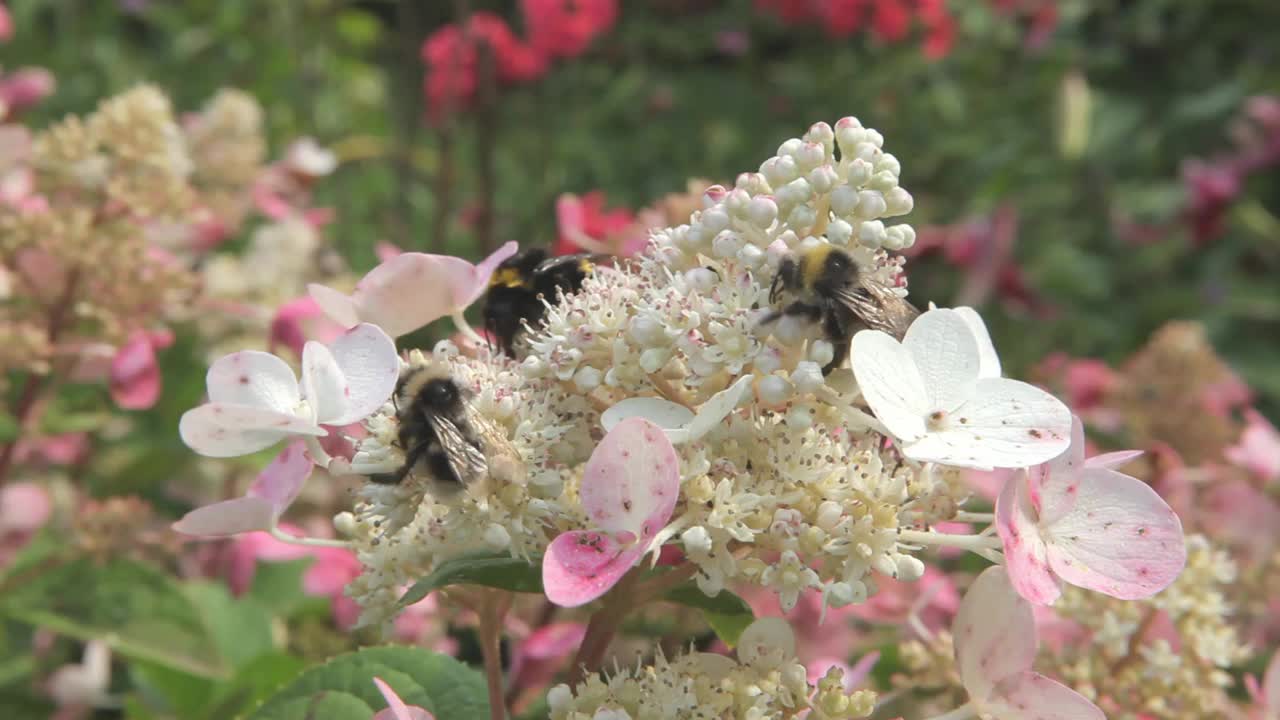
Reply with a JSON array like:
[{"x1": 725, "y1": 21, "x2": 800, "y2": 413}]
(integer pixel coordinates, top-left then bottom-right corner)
[
  {"x1": 747, "y1": 196, "x2": 779, "y2": 228},
  {"x1": 895, "y1": 553, "x2": 926, "y2": 581},
  {"x1": 808, "y1": 340, "x2": 835, "y2": 368},
  {"x1": 777, "y1": 138, "x2": 804, "y2": 158},
  {"x1": 796, "y1": 141, "x2": 826, "y2": 172},
  {"x1": 757, "y1": 375, "x2": 794, "y2": 406},
  {"x1": 826, "y1": 217, "x2": 853, "y2": 246},
  {"x1": 855, "y1": 190, "x2": 887, "y2": 219},
  {"x1": 846, "y1": 157, "x2": 873, "y2": 186},
  {"x1": 786, "y1": 204, "x2": 816, "y2": 231},
  {"x1": 791, "y1": 361, "x2": 825, "y2": 393},
  {"x1": 484, "y1": 523, "x2": 511, "y2": 549},
  {"x1": 572, "y1": 366, "x2": 602, "y2": 392},
  {"x1": 884, "y1": 223, "x2": 916, "y2": 250},
  {"x1": 700, "y1": 207, "x2": 730, "y2": 235},
  {"x1": 858, "y1": 220, "x2": 886, "y2": 249},
  {"x1": 885, "y1": 187, "x2": 914, "y2": 217},
  {"x1": 683, "y1": 525, "x2": 712, "y2": 556},
  {"x1": 829, "y1": 185, "x2": 859, "y2": 217},
  {"x1": 807, "y1": 164, "x2": 839, "y2": 194},
  {"x1": 333, "y1": 511, "x2": 357, "y2": 537},
  {"x1": 761, "y1": 155, "x2": 799, "y2": 187}
]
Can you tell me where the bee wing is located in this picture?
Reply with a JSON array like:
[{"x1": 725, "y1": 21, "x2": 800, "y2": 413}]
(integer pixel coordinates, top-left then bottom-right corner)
[
  {"x1": 464, "y1": 402, "x2": 528, "y2": 485},
  {"x1": 426, "y1": 413, "x2": 489, "y2": 486},
  {"x1": 533, "y1": 253, "x2": 607, "y2": 275},
  {"x1": 833, "y1": 280, "x2": 920, "y2": 339}
]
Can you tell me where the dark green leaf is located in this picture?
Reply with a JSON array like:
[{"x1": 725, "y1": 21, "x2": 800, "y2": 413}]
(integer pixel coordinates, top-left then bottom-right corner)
[
  {"x1": 398, "y1": 552, "x2": 543, "y2": 608},
  {"x1": 663, "y1": 583, "x2": 754, "y2": 647},
  {"x1": 184, "y1": 581, "x2": 276, "y2": 669}
]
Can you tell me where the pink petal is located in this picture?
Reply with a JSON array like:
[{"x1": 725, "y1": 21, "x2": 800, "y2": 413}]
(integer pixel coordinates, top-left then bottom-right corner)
[
  {"x1": 952, "y1": 566, "x2": 1037, "y2": 703},
  {"x1": 1043, "y1": 467, "x2": 1186, "y2": 600},
  {"x1": 1263, "y1": 648, "x2": 1280, "y2": 711},
  {"x1": 244, "y1": 440, "x2": 314, "y2": 515},
  {"x1": 542, "y1": 530, "x2": 645, "y2": 607},
  {"x1": 321, "y1": 323, "x2": 400, "y2": 425},
  {"x1": 269, "y1": 296, "x2": 346, "y2": 359},
  {"x1": 995, "y1": 474, "x2": 1061, "y2": 605},
  {"x1": 109, "y1": 331, "x2": 162, "y2": 410},
  {"x1": 205, "y1": 350, "x2": 302, "y2": 413},
  {"x1": 372, "y1": 677, "x2": 435, "y2": 720},
  {"x1": 461, "y1": 241, "x2": 519, "y2": 307},
  {"x1": 521, "y1": 621, "x2": 588, "y2": 660},
  {"x1": 302, "y1": 546, "x2": 362, "y2": 596},
  {"x1": 172, "y1": 497, "x2": 277, "y2": 536},
  {"x1": 1031, "y1": 416, "x2": 1087, "y2": 518},
  {"x1": 580, "y1": 417, "x2": 680, "y2": 540},
  {"x1": 1087, "y1": 450, "x2": 1144, "y2": 471},
  {"x1": 178, "y1": 403, "x2": 325, "y2": 457},
  {"x1": 375, "y1": 241, "x2": 403, "y2": 262},
  {"x1": 985, "y1": 670, "x2": 1104, "y2": 720},
  {"x1": 1225, "y1": 408, "x2": 1280, "y2": 481},
  {"x1": 0, "y1": 482, "x2": 52, "y2": 534},
  {"x1": 307, "y1": 283, "x2": 360, "y2": 329}
]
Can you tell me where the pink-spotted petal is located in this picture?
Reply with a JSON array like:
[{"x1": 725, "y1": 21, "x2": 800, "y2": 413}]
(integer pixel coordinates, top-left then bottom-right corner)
[
  {"x1": 1043, "y1": 467, "x2": 1186, "y2": 600},
  {"x1": 906, "y1": 378, "x2": 1071, "y2": 470},
  {"x1": 953, "y1": 306, "x2": 1001, "y2": 379},
  {"x1": 542, "y1": 530, "x2": 645, "y2": 607},
  {"x1": 580, "y1": 417, "x2": 680, "y2": 540},
  {"x1": 179, "y1": 403, "x2": 325, "y2": 457},
  {"x1": 109, "y1": 331, "x2": 162, "y2": 410},
  {"x1": 173, "y1": 497, "x2": 276, "y2": 536},
  {"x1": 244, "y1": 440, "x2": 313, "y2": 515},
  {"x1": 953, "y1": 565, "x2": 1037, "y2": 702},
  {"x1": 1033, "y1": 417, "x2": 1087, "y2": 523},
  {"x1": 205, "y1": 350, "x2": 301, "y2": 413},
  {"x1": 306, "y1": 283, "x2": 360, "y2": 329},
  {"x1": 323, "y1": 323, "x2": 400, "y2": 425},
  {"x1": 851, "y1": 329, "x2": 929, "y2": 442},
  {"x1": 902, "y1": 308, "x2": 982, "y2": 410},
  {"x1": 372, "y1": 677, "x2": 435, "y2": 720},
  {"x1": 996, "y1": 474, "x2": 1062, "y2": 605},
  {"x1": 985, "y1": 671, "x2": 1105, "y2": 720}
]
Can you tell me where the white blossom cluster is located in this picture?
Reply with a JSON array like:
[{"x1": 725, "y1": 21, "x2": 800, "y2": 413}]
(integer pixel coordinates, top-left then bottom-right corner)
[{"x1": 348, "y1": 119, "x2": 966, "y2": 623}]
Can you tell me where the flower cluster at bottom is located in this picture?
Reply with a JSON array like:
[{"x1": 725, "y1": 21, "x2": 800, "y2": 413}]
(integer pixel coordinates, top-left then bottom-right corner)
[{"x1": 547, "y1": 618, "x2": 875, "y2": 720}]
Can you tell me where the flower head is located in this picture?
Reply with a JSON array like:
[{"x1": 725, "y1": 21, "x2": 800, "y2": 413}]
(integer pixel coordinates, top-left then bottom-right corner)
[
  {"x1": 542, "y1": 417, "x2": 680, "y2": 607},
  {"x1": 179, "y1": 323, "x2": 398, "y2": 458},
  {"x1": 309, "y1": 243, "x2": 517, "y2": 338},
  {"x1": 851, "y1": 306, "x2": 1072, "y2": 469},
  {"x1": 521, "y1": 0, "x2": 617, "y2": 59},
  {"x1": 996, "y1": 417, "x2": 1186, "y2": 604},
  {"x1": 952, "y1": 565, "x2": 1103, "y2": 719},
  {"x1": 109, "y1": 329, "x2": 173, "y2": 410}
]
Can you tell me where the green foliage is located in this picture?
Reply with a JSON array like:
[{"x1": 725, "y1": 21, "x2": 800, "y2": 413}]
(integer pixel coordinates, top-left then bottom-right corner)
[
  {"x1": 663, "y1": 582, "x2": 755, "y2": 647},
  {"x1": 399, "y1": 552, "x2": 545, "y2": 607},
  {"x1": 249, "y1": 647, "x2": 489, "y2": 720}
]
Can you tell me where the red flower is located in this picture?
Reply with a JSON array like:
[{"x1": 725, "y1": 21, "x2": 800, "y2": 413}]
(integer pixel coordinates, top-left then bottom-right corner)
[
  {"x1": 554, "y1": 191, "x2": 636, "y2": 256},
  {"x1": 421, "y1": 13, "x2": 548, "y2": 121},
  {"x1": 520, "y1": 0, "x2": 618, "y2": 59}
]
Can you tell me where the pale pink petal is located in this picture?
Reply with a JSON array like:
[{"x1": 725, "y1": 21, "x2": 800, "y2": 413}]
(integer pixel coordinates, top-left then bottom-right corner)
[
  {"x1": 244, "y1": 440, "x2": 313, "y2": 514},
  {"x1": 172, "y1": 497, "x2": 277, "y2": 536},
  {"x1": 1087, "y1": 450, "x2": 1144, "y2": 471},
  {"x1": 459, "y1": 241, "x2": 519, "y2": 307},
  {"x1": 906, "y1": 378, "x2": 1071, "y2": 469},
  {"x1": 301, "y1": 341, "x2": 347, "y2": 426},
  {"x1": 0, "y1": 482, "x2": 51, "y2": 534},
  {"x1": 302, "y1": 546, "x2": 361, "y2": 596},
  {"x1": 1043, "y1": 467, "x2": 1186, "y2": 600},
  {"x1": 375, "y1": 242, "x2": 403, "y2": 262},
  {"x1": 179, "y1": 403, "x2": 325, "y2": 457},
  {"x1": 542, "y1": 530, "x2": 645, "y2": 607},
  {"x1": 321, "y1": 323, "x2": 400, "y2": 425},
  {"x1": 270, "y1": 296, "x2": 346, "y2": 358},
  {"x1": 307, "y1": 283, "x2": 360, "y2": 329},
  {"x1": 985, "y1": 670, "x2": 1104, "y2": 720},
  {"x1": 372, "y1": 677, "x2": 435, "y2": 720},
  {"x1": 953, "y1": 566, "x2": 1037, "y2": 703},
  {"x1": 109, "y1": 331, "x2": 162, "y2": 410},
  {"x1": 521, "y1": 622, "x2": 588, "y2": 660},
  {"x1": 330, "y1": 594, "x2": 361, "y2": 630},
  {"x1": 850, "y1": 329, "x2": 929, "y2": 442},
  {"x1": 580, "y1": 417, "x2": 680, "y2": 541},
  {"x1": 205, "y1": 350, "x2": 301, "y2": 413},
  {"x1": 901, "y1": 308, "x2": 982, "y2": 411},
  {"x1": 556, "y1": 194, "x2": 586, "y2": 239},
  {"x1": 996, "y1": 474, "x2": 1061, "y2": 605},
  {"x1": 1263, "y1": 649, "x2": 1280, "y2": 711}
]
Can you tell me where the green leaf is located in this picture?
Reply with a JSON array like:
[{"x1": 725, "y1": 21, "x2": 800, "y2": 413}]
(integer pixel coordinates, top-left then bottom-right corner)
[
  {"x1": 663, "y1": 583, "x2": 754, "y2": 647},
  {"x1": 202, "y1": 652, "x2": 307, "y2": 720},
  {"x1": 249, "y1": 558, "x2": 315, "y2": 617},
  {"x1": 0, "y1": 557, "x2": 224, "y2": 679},
  {"x1": 398, "y1": 552, "x2": 543, "y2": 608},
  {"x1": 249, "y1": 647, "x2": 489, "y2": 720},
  {"x1": 184, "y1": 581, "x2": 276, "y2": 669},
  {"x1": 130, "y1": 660, "x2": 215, "y2": 719}
]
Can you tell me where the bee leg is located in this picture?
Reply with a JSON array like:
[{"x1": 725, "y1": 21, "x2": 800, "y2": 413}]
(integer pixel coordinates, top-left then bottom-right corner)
[
  {"x1": 391, "y1": 439, "x2": 433, "y2": 484},
  {"x1": 821, "y1": 306, "x2": 853, "y2": 375}
]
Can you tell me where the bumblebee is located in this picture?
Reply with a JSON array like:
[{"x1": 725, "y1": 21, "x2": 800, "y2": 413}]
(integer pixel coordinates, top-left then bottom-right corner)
[
  {"x1": 372, "y1": 362, "x2": 525, "y2": 495},
  {"x1": 482, "y1": 248, "x2": 598, "y2": 357},
  {"x1": 763, "y1": 245, "x2": 920, "y2": 375}
]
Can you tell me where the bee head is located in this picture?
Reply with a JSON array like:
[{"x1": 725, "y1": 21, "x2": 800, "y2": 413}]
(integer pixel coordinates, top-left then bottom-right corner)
[
  {"x1": 420, "y1": 378, "x2": 460, "y2": 409},
  {"x1": 809, "y1": 246, "x2": 857, "y2": 291},
  {"x1": 397, "y1": 362, "x2": 463, "y2": 410}
]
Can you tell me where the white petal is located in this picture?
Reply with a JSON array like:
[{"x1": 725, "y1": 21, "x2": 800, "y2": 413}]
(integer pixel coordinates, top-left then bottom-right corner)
[
  {"x1": 953, "y1": 306, "x2": 1001, "y2": 378},
  {"x1": 953, "y1": 566, "x2": 1037, "y2": 703},
  {"x1": 683, "y1": 374, "x2": 754, "y2": 443},
  {"x1": 307, "y1": 283, "x2": 359, "y2": 328},
  {"x1": 179, "y1": 403, "x2": 325, "y2": 457},
  {"x1": 1034, "y1": 416, "x2": 1087, "y2": 524},
  {"x1": 602, "y1": 398, "x2": 694, "y2": 441},
  {"x1": 985, "y1": 671, "x2": 1104, "y2": 720},
  {"x1": 851, "y1": 329, "x2": 928, "y2": 443},
  {"x1": 205, "y1": 351, "x2": 300, "y2": 413},
  {"x1": 905, "y1": 378, "x2": 1071, "y2": 469},
  {"x1": 323, "y1": 323, "x2": 400, "y2": 425},
  {"x1": 301, "y1": 341, "x2": 347, "y2": 426},
  {"x1": 902, "y1": 308, "x2": 981, "y2": 411}
]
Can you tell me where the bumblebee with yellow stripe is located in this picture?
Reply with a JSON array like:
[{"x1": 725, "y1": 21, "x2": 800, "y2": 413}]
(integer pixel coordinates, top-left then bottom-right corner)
[
  {"x1": 762, "y1": 244, "x2": 920, "y2": 375},
  {"x1": 482, "y1": 248, "x2": 599, "y2": 357},
  {"x1": 371, "y1": 361, "x2": 524, "y2": 497}
]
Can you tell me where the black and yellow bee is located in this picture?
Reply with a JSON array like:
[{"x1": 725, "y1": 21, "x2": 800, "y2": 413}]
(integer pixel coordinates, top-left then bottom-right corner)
[
  {"x1": 762, "y1": 245, "x2": 920, "y2": 375},
  {"x1": 482, "y1": 248, "x2": 598, "y2": 356},
  {"x1": 372, "y1": 362, "x2": 524, "y2": 495}
]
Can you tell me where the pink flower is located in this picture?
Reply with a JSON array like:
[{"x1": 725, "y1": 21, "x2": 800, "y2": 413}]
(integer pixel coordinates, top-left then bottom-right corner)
[
  {"x1": 508, "y1": 621, "x2": 587, "y2": 699},
  {"x1": 173, "y1": 440, "x2": 313, "y2": 537},
  {"x1": 309, "y1": 242, "x2": 517, "y2": 339},
  {"x1": 1225, "y1": 409, "x2": 1280, "y2": 481},
  {"x1": 520, "y1": 0, "x2": 617, "y2": 59},
  {"x1": 951, "y1": 566, "x2": 1103, "y2": 719},
  {"x1": 109, "y1": 329, "x2": 173, "y2": 410},
  {"x1": 302, "y1": 545, "x2": 364, "y2": 629},
  {"x1": 421, "y1": 14, "x2": 548, "y2": 120},
  {"x1": 554, "y1": 192, "x2": 637, "y2": 256},
  {"x1": 0, "y1": 482, "x2": 51, "y2": 567},
  {"x1": 542, "y1": 417, "x2": 680, "y2": 607},
  {"x1": 179, "y1": 324, "x2": 399, "y2": 458},
  {"x1": 997, "y1": 417, "x2": 1186, "y2": 605},
  {"x1": 371, "y1": 677, "x2": 434, "y2": 720},
  {"x1": 0, "y1": 4, "x2": 12, "y2": 42},
  {"x1": 0, "y1": 68, "x2": 55, "y2": 118},
  {"x1": 269, "y1": 296, "x2": 347, "y2": 360}
]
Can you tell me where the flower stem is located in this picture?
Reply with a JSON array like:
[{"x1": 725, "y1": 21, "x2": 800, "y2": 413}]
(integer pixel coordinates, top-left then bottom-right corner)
[
  {"x1": 452, "y1": 310, "x2": 486, "y2": 346},
  {"x1": 897, "y1": 529, "x2": 1003, "y2": 553},
  {"x1": 954, "y1": 511, "x2": 995, "y2": 523},
  {"x1": 268, "y1": 526, "x2": 351, "y2": 549},
  {"x1": 924, "y1": 702, "x2": 977, "y2": 720},
  {"x1": 477, "y1": 589, "x2": 511, "y2": 720}
]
